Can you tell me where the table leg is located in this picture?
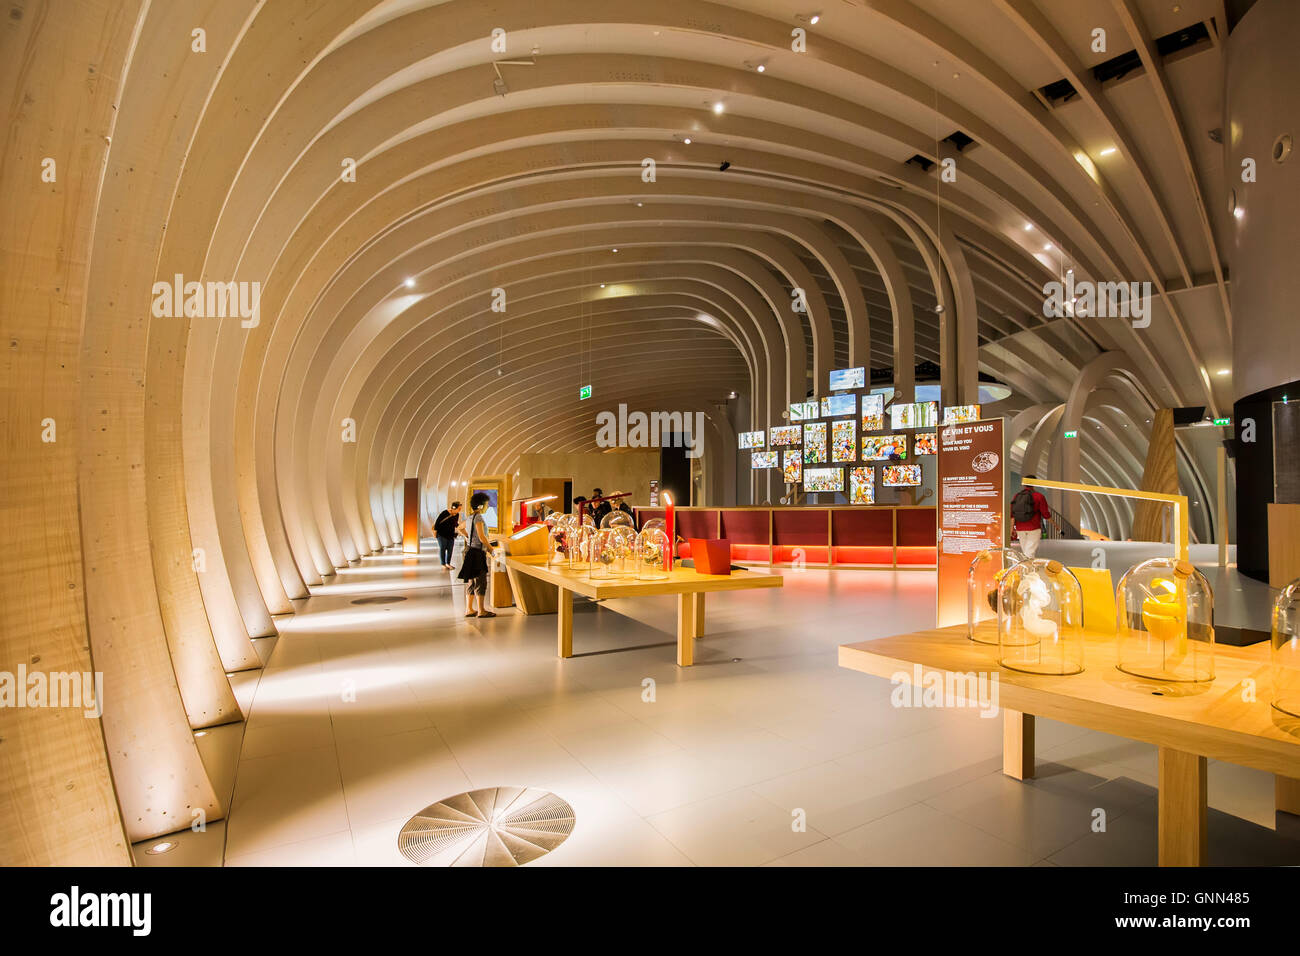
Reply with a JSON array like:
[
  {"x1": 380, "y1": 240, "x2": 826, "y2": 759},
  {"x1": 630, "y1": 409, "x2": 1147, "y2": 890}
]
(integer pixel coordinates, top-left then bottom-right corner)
[
  {"x1": 1158, "y1": 747, "x2": 1207, "y2": 866},
  {"x1": 693, "y1": 592, "x2": 706, "y2": 639},
  {"x1": 557, "y1": 587, "x2": 573, "y2": 659},
  {"x1": 676, "y1": 593, "x2": 698, "y2": 666},
  {"x1": 1002, "y1": 709, "x2": 1035, "y2": 780},
  {"x1": 1276, "y1": 775, "x2": 1300, "y2": 816}
]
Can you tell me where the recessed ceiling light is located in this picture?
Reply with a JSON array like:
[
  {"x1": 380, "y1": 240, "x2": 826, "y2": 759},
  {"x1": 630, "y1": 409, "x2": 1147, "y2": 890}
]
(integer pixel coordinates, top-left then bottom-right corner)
[
  {"x1": 404, "y1": 278, "x2": 415, "y2": 288},
  {"x1": 810, "y1": 14, "x2": 820, "y2": 24},
  {"x1": 683, "y1": 137, "x2": 692, "y2": 144},
  {"x1": 756, "y1": 63, "x2": 766, "y2": 73},
  {"x1": 146, "y1": 841, "x2": 176, "y2": 856},
  {"x1": 600, "y1": 283, "x2": 605, "y2": 288},
  {"x1": 1216, "y1": 368, "x2": 1230, "y2": 376},
  {"x1": 1234, "y1": 207, "x2": 1244, "y2": 220},
  {"x1": 712, "y1": 102, "x2": 725, "y2": 114},
  {"x1": 1024, "y1": 223, "x2": 1033, "y2": 231},
  {"x1": 636, "y1": 202, "x2": 643, "y2": 207},
  {"x1": 1043, "y1": 243, "x2": 1053, "y2": 252},
  {"x1": 1099, "y1": 146, "x2": 1118, "y2": 156},
  {"x1": 612, "y1": 248, "x2": 618, "y2": 253}
]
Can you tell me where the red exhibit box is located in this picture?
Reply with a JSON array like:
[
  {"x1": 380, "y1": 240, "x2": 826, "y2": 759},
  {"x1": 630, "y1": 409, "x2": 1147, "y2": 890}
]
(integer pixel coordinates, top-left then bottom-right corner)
[{"x1": 689, "y1": 538, "x2": 732, "y2": 575}]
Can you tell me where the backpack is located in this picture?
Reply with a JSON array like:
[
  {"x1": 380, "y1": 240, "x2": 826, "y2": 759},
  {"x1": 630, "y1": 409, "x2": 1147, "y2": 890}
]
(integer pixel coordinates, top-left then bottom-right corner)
[{"x1": 1011, "y1": 488, "x2": 1037, "y2": 522}]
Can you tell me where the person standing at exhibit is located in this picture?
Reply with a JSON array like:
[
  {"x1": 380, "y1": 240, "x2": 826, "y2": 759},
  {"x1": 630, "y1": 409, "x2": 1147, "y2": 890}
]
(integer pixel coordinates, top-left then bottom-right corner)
[
  {"x1": 433, "y1": 500, "x2": 460, "y2": 569},
  {"x1": 591, "y1": 488, "x2": 612, "y2": 526},
  {"x1": 457, "y1": 491, "x2": 496, "y2": 618},
  {"x1": 1010, "y1": 476, "x2": 1052, "y2": 559}
]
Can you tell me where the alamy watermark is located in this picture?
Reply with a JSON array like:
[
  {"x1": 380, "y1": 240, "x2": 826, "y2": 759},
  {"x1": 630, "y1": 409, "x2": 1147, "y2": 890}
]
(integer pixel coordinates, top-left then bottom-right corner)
[
  {"x1": 1, "y1": 665, "x2": 103, "y2": 718},
  {"x1": 595, "y1": 403, "x2": 705, "y2": 458},
  {"x1": 890, "y1": 664, "x2": 1000, "y2": 718},
  {"x1": 151, "y1": 274, "x2": 261, "y2": 328},
  {"x1": 1042, "y1": 275, "x2": 1152, "y2": 328}
]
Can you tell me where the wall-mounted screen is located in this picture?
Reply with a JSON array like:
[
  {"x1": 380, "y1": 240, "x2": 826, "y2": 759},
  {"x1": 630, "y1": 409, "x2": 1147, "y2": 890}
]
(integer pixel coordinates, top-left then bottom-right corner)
[
  {"x1": 890, "y1": 401, "x2": 939, "y2": 430},
  {"x1": 751, "y1": 451, "x2": 778, "y2": 469},
  {"x1": 861, "y1": 393, "x2": 885, "y2": 432},
  {"x1": 943, "y1": 404, "x2": 981, "y2": 425},
  {"x1": 849, "y1": 467, "x2": 875, "y2": 504},
  {"x1": 882, "y1": 464, "x2": 922, "y2": 487},
  {"x1": 789, "y1": 400, "x2": 819, "y2": 422},
  {"x1": 828, "y1": 366, "x2": 866, "y2": 391},
  {"x1": 821, "y1": 393, "x2": 856, "y2": 418},
  {"x1": 862, "y1": 434, "x2": 908, "y2": 460},
  {"x1": 783, "y1": 450, "x2": 802, "y2": 484},
  {"x1": 913, "y1": 432, "x2": 938, "y2": 455},
  {"x1": 831, "y1": 420, "x2": 856, "y2": 462},
  {"x1": 802, "y1": 422, "x2": 827, "y2": 464},
  {"x1": 803, "y1": 467, "x2": 844, "y2": 492},
  {"x1": 769, "y1": 425, "x2": 802, "y2": 446},
  {"x1": 738, "y1": 430, "x2": 765, "y2": 449}
]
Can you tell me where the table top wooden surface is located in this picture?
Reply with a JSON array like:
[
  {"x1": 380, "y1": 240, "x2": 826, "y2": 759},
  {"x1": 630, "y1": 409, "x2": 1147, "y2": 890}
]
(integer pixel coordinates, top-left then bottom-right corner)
[
  {"x1": 505, "y1": 554, "x2": 784, "y2": 599},
  {"x1": 839, "y1": 623, "x2": 1300, "y2": 776}
]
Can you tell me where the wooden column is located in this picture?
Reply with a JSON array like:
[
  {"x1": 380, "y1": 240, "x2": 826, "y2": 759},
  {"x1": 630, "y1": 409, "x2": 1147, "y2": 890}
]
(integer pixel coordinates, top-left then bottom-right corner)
[
  {"x1": 557, "y1": 588, "x2": 573, "y2": 658},
  {"x1": 1002, "y1": 709, "x2": 1035, "y2": 780},
  {"x1": 1158, "y1": 747, "x2": 1208, "y2": 866},
  {"x1": 1132, "y1": 409, "x2": 1178, "y2": 542},
  {"x1": 402, "y1": 477, "x2": 420, "y2": 553}
]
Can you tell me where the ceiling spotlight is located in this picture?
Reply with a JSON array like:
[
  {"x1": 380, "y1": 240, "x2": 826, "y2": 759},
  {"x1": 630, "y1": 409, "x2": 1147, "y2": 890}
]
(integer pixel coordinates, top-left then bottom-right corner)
[
  {"x1": 1023, "y1": 223, "x2": 1033, "y2": 231},
  {"x1": 713, "y1": 101, "x2": 725, "y2": 114},
  {"x1": 600, "y1": 283, "x2": 606, "y2": 288},
  {"x1": 1099, "y1": 146, "x2": 1118, "y2": 156},
  {"x1": 756, "y1": 63, "x2": 766, "y2": 73},
  {"x1": 146, "y1": 842, "x2": 176, "y2": 856},
  {"x1": 1043, "y1": 243, "x2": 1054, "y2": 252},
  {"x1": 809, "y1": 13, "x2": 821, "y2": 25},
  {"x1": 683, "y1": 137, "x2": 692, "y2": 145},
  {"x1": 636, "y1": 201, "x2": 643, "y2": 207},
  {"x1": 1216, "y1": 368, "x2": 1230, "y2": 376},
  {"x1": 1234, "y1": 207, "x2": 1244, "y2": 220},
  {"x1": 728, "y1": 390, "x2": 738, "y2": 399},
  {"x1": 612, "y1": 248, "x2": 618, "y2": 253},
  {"x1": 933, "y1": 304, "x2": 944, "y2": 314},
  {"x1": 719, "y1": 161, "x2": 731, "y2": 171},
  {"x1": 404, "y1": 277, "x2": 415, "y2": 288}
]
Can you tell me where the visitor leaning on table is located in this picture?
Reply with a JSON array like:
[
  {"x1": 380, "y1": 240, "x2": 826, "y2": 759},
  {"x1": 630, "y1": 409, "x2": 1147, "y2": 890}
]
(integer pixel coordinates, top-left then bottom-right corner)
[
  {"x1": 433, "y1": 500, "x2": 460, "y2": 570},
  {"x1": 1009, "y1": 476, "x2": 1052, "y2": 560}
]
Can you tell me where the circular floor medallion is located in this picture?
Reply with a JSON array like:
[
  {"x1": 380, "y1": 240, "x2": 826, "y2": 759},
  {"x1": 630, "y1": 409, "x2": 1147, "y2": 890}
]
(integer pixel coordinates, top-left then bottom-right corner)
[
  {"x1": 397, "y1": 787, "x2": 576, "y2": 866},
  {"x1": 350, "y1": 595, "x2": 408, "y2": 605}
]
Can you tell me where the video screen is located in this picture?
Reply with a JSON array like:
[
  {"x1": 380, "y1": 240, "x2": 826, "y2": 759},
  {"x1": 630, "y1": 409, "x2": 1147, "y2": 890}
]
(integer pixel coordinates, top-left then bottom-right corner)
[
  {"x1": 802, "y1": 422, "x2": 827, "y2": 464},
  {"x1": 882, "y1": 464, "x2": 922, "y2": 487},
  {"x1": 943, "y1": 404, "x2": 981, "y2": 425},
  {"x1": 913, "y1": 432, "x2": 937, "y2": 455},
  {"x1": 788, "y1": 400, "x2": 819, "y2": 422},
  {"x1": 861, "y1": 434, "x2": 908, "y2": 460},
  {"x1": 783, "y1": 450, "x2": 802, "y2": 484},
  {"x1": 831, "y1": 420, "x2": 856, "y2": 462},
  {"x1": 803, "y1": 467, "x2": 844, "y2": 493},
  {"x1": 849, "y1": 467, "x2": 875, "y2": 504},
  {"x1": 751, "y1": 451, "x2": 778, "y2": 469},
  {"x1": 738, "y1": 430, "x2": 764, "y2": 449},
  {"x1": 890, "y1": 401, "x2": 939, "y2": 430},
  {"x1": 828, "y1": 366, "x2": 865, "y2": 391},
  {"x1": 769, "y1": 425, "x2": 802, "y2": 446},
  {"x1": 820, "y1": 393, "x2": 856, "y2": 418},
  {"x1": 861, "y1": 393, "x2": 885, "y2": 431}
]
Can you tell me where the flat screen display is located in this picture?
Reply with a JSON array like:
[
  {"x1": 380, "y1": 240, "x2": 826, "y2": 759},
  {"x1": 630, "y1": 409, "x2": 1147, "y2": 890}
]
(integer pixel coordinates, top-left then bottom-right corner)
[
  {"x1": 769, "y1": 425, "x2": 802, "y2": 446},
  {"x1": 831, "y1": 420, "x2": 856, "y2": 462},
  {"x1": 861, "y1": 393, "x2": 885, "y2": 431},
  {"x1": 802, "y1": 422, "x2": 827, "y2": 464},
  {"x1": 738, "y1": 430, "x2": 765, "y2": 449},
  {"x1": 862, "y1": 434, "x2": 908, "y2": 460},
  {"x1": 782, "y1": 450, "x2": 802, "y2": 484},
  {"x1": 751, "y1": 451, "x2": 778, "y2": 469},
  {"x1": 882, "y1": 464, "x2": 922, "y2": 487},
  {"x1": 890, "y1": 401, "x2": 939, "y2": 430},
  {"x1": 803, "y1": 467, "x2": 844, "y2": 493},
  {"x1": 820, "y1": 393, "x2": 856, "y2": 418},
  {"x1": 943, "y1": 404, "x2": 981, "y2": 425},
  {"x1": 828, "y1": 366, "x2": 866, "y2": 391},
  {"x1": 913, "y1": 432, "x2": 937, "y2": 455},
  {"x1": 849, "y1": 467, "x2": 875, "y2": 504},
  {"x1": 789, "y1": 400, "x2": 819, "y2": 422}
]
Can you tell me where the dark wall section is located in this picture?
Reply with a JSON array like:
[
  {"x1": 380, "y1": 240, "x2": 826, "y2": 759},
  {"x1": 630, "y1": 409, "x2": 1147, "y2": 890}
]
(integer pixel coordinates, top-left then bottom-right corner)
[
  {"x1": 660, "y1": 437, "x2": 690, "y2": 508},
  {"x1": 1234, "y1": 381, "x2": 1299, "y2": 581}
]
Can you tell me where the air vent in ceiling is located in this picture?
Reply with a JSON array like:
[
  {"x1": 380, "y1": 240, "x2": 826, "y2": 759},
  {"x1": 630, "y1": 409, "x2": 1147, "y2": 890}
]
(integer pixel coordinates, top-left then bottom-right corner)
[
  {"x1": 904, "y1": 154, "x2": 935, "y2": 172},
  {"x1": 1035, "y1": 21, "x2": 1213, "y2": 108},
  {"x1": 1035, "y1": 77, "x2": 1079, "y2": 108},
  {"x1": 943, "y1": 130, "x2": 975, "y2": 152}
]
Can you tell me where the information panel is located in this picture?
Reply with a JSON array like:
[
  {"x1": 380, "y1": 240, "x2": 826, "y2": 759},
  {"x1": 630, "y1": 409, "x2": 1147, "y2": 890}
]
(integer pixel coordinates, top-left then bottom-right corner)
[{"x1": 936, "y1": 419, "x2": 1004, "y2": 627}]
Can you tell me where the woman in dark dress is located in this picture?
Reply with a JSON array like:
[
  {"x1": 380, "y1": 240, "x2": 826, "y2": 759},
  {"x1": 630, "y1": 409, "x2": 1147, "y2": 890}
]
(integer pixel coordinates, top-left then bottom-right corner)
[{"x1": 456, "y1": 491, "x2": 495, "y2": 618}]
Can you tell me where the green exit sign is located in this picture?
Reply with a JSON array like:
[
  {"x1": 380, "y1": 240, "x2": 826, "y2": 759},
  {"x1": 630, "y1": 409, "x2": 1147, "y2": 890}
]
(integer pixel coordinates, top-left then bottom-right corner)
[
  {"x1": 1063, "y1": 430, "x2": 1078, "y2": 438},
  {"x1": 579, "y1": 384, "x2": 592, "y2": 400},
  {"x1": 1213, "y1": 417, "x2": 1231, "y2": 426}
]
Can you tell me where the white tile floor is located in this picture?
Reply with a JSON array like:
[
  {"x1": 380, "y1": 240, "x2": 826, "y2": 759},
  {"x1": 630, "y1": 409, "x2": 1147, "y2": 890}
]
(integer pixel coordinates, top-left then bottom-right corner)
[{"x1": 186, "y1": 544, "x2": 1300, "y2": 866}]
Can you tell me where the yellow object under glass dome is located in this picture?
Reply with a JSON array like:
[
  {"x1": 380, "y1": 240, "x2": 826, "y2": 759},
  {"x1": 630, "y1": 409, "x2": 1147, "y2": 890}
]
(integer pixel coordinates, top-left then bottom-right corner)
[
  {"x1": 588, "y1": 529, "x2": 619, "y2": 580},
  {"x1": 967, "y1": 547, "x2": 1022, "y2": 645},
  {"x1": 605, "y1": 525, "x2": 638, "y2": 576},
  {"x1": 1116, "y1": 558, "x2": 1215, "y2": 683},
  {"x1": 1272, "y1": 579, "x2": 1300, "y2": 718},
  {"x1": 636, "y1": 527, "x2": 670, "y2": 581},
  {"x1": 997, "y1": 559, "x2": 1085, "y2": 675}
]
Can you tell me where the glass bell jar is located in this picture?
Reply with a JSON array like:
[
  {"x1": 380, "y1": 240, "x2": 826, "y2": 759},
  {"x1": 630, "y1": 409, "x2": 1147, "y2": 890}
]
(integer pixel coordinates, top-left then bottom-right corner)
[
  {"x1": 1115, "y1": 558, "x2": 1215, "y2": 683},
  {"x1": 588, "y1": 529, "x2": 619, "y2": 580},
  {"x1": 968, "y1": 547, "x2": 1022, "y2": 645},
  {"x1": 600, "y1": 509, "x2": 636, "y2": 532},
  {"x1": 1271, "y1": 579, "x2": 1300, "y2": 718},
  {"x1": 636, "y1": 527, "x2": 670, "y2": 580},
  {"x1": 606, "y1": 526, "x2": 638, "y2": 576},
  {"x1": 568, "y1": 524, "x2": 595, "y2": 571},
  {"x1": 545, "y1": 522, "x2": 568, "y2": 567},
  {"x1": 997, "y1": 559, "x2": 1085, "y2": 675}
]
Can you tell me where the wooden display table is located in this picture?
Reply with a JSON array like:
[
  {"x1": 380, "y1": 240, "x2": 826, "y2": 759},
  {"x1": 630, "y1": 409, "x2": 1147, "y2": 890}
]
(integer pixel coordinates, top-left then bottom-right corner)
[
  {"x1": 504, "y1": 555, "x2": 782, "y2": 666},
  {"x1": 838, "y1": 624, "x2": 1300, "y2": 866}
]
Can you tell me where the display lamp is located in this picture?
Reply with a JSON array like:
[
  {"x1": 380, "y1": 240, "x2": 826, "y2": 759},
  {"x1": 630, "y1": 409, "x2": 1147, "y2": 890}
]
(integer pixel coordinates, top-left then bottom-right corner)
[
  {"x1": 1115, "y1": 558, "x2": 1215, "y2": 683},
  {"x1": 1272, "y1": 579, "x2": 1300, "y2": 718},
  {"x1": 967, "y1": 547, "x2": 1023, "y2": 645},
  {"x1": 997, "y1": 559, "x2": 1085, "y2": 675}
]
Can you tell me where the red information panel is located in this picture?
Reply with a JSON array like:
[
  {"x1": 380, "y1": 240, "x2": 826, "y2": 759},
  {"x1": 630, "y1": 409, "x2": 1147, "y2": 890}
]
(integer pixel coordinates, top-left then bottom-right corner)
[{"x1": 936, "y1": 420, "x2": 1004, "y2": 627}]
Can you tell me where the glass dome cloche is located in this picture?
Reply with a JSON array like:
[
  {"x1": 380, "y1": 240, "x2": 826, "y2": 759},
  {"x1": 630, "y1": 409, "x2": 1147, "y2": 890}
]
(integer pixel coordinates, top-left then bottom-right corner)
[
  {"x1": 588, "y1": 529, "x2": 620, "y2": 580},
  {"x1": 997, "y1": 559, "x2": 1085, "y2": 675},
  {"x1": 604, "y1": 525, "x2": 638, "y2": 576},
  {"x1": 1115, "y1": 558, "x2": 1215, "y2": 683},
  {"x1": 635, "y1": 527, "x2": 670, "y2": 580},
  {"x1": 1271, "y1": 578, "x2": 1300, "y2": 718},
  {"x1": 567, "y1": 524, "x2": 596, "y2": 571},
  {"x1": 967, "y1": 547, "x2": 1023, "y2": 646},
  {"x1": 599, "y1": 509, "x2": 636, "y2": 532}
]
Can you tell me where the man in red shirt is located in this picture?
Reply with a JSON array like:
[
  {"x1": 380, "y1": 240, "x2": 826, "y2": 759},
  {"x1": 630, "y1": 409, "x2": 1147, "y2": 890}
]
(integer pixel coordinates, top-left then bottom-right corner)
[{"x1": 1010, "y1": 476, "x2": 1053, "y2": 559}]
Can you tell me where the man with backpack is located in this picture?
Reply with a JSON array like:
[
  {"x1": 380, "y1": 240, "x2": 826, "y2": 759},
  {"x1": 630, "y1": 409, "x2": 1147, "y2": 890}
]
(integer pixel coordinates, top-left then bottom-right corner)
[{"x1": 1010, "y1": 476, "x2": 1052, "y2": 559}]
